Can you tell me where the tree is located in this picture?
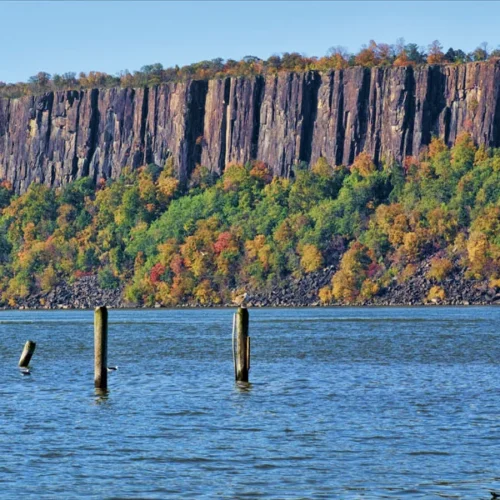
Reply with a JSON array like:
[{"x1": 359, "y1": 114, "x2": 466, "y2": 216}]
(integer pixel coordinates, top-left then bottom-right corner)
[
  {"x1": 427, "y1": 40, "x2": 445, "y2": 64},
  {"x1": 300, "y1": 244, "x2": 323, "y2": 273},
  {"x1": 471, "y1": 42, "x2": 488, "y2": 61},
  {"x1": 355, "y1": 40, "x2": 380, "y2": 67},
  {"x1": 28, "y1": 71, "x2": 51, "y2": 88},
  {"x1": 330, "y1": 242, "x2": 376, "y2": 303},
  {"x1": 405, "y1": 43, "x2": 426, "y2": 64}
]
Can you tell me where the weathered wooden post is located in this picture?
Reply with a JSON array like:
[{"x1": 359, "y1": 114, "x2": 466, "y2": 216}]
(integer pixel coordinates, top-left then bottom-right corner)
[
  {"x1": 18, "y1": 340, "x2": 36, "y2": 368},
  {"x1": 94, "y1": 306, "x2": 108, "y2": 390},
  {"x1": 234, "y1": 307, "x2": 250, "y2": 382}
]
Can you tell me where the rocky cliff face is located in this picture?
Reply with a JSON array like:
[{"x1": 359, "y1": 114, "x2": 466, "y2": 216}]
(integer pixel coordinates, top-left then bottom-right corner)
[{"x1": 1, "y1": 62, "x2": 500, "y2": 193}]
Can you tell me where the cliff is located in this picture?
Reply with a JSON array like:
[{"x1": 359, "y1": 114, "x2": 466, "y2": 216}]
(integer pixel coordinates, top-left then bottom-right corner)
[{"x1": 1, "y1": 62, "x2": 500, "y2": 193}]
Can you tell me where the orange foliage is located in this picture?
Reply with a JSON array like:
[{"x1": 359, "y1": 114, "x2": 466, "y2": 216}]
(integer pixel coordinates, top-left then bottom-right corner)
[
  {"x1": 351, "y1": 152, "x2": 376, "y2": 177},
  {"x1": 427, "y1": 40, "x2": 445, "y2": 64},
  {"x1": 428, "y1": 137, "x2": 447, "y2": 159},
  {"x1": 249, "y1": 161, "x2": 272, "y2": 184}
]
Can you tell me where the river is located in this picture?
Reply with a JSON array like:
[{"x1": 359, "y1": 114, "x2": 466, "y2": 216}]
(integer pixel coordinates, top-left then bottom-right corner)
[{"x1": 0, "y1": 307, "x2": 499, "y2": 498}]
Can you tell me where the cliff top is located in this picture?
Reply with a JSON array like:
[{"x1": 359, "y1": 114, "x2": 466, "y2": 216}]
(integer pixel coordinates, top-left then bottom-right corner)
[{"x1": 1, "y1": 38, "x2": 498, "y2": 99}]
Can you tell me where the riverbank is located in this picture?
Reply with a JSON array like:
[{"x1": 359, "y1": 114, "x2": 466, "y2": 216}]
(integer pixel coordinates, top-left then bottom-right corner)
[{"x1": 3, "y1": 259, "x2": 500, "y2": 310}]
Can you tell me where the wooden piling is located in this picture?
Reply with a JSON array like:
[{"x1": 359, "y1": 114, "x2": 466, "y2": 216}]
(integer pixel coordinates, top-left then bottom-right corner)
[
  {"x1": 94, "y1": 306, "x2": 108, "y2": 390},
  {"x1": 18, "y1": 340, "x2": 36, "y2": 368},
  {"x1": 234, "y1": 307, "x2": 250, "y2": 382}
]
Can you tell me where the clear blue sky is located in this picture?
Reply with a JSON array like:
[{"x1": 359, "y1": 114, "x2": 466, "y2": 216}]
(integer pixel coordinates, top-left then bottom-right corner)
[{"x1": 1, "y1": 1, "x2": 498, "y2": 83}]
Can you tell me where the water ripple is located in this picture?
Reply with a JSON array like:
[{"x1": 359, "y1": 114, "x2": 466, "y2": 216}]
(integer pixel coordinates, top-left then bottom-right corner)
[{"x1": 0, "y1": 306, "x2": 499, "y2": 498}]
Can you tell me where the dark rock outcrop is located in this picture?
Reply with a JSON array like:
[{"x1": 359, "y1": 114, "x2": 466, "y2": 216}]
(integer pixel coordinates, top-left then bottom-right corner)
[{"x1": 2, "y1": 62, "x2": 500, "y2": 193}]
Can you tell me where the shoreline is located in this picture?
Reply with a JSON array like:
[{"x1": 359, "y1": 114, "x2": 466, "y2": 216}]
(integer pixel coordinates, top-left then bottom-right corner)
[
  {"x1": 2, "y1": 301, "x2": 499, "y2": 312},
  {"x1": 4, "y1": 259, "x2": 500, "y2": 311}
]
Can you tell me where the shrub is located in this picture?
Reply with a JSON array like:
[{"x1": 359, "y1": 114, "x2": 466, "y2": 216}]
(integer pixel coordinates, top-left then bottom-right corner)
[
  {"x1": 427, "y1": 286, "x2": 446, "y2": 303},
  {"x1": 97, "y1": 267, "x2": 120, "y2": 290},
  {"x1": 427, "y1": 257, "x2": 453, "y2": 282}
]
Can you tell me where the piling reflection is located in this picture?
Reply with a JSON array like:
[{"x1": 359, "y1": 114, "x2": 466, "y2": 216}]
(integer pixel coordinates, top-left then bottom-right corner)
[
  {"x1": 94, "y1": 388, "x2": 110, "y2": 404},
  {"x1": 235, "y1": 381, "x2": 253, "y2": 393}
]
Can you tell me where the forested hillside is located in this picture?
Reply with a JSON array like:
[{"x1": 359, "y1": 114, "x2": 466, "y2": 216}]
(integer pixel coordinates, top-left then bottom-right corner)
[{"x1": 1, "y1": 133, "x2": 499, "y2": 308}]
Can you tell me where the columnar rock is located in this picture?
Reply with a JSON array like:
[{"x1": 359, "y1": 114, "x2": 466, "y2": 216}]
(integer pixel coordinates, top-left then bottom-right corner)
[
  {"x1": 146, "y1": 80, "x2": 207, "y2": 183},
  {"x1": 225, "y1": 76, "x2": 263, "y2": 166},
  {"x1": 200, "y1": 78, "x2": 229, "y2": 176},
  {"x1": 1, "y1": 61, "x2": 500, "y2": 193},
  {"x1": 258, "y1": 71, "x2": 320, "y2": 176}
]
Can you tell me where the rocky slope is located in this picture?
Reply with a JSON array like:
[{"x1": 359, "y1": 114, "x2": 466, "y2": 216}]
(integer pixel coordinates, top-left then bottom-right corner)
[
  {"x1": 1, "y1": 62, "x2": 500, "y2": 193},
  {"x1": 7, "y1": 260, "x2": 500, "y2": 310}
]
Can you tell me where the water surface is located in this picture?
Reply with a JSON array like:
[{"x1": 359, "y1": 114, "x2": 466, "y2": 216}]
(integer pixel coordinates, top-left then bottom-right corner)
[{"x1": 0, "y1": 307, "x2": 499, "y2": 498}]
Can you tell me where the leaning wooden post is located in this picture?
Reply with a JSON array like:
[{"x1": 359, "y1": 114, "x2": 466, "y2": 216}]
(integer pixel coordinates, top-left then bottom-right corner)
[
  {"x1": 94, "y1": 306, "x2": 108, "y2": 390},
  {"x1": 235, "y1": 307, "x2": 250, "y2": 382},
  {"x1": 19, "y1": 340, "x2": 36, "y2": 367}
]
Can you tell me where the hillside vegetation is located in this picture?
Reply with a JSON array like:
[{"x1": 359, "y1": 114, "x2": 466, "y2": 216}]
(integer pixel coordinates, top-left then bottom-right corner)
[{"x1": 1, "y1": 133, "x2": 500, "y2": 307}]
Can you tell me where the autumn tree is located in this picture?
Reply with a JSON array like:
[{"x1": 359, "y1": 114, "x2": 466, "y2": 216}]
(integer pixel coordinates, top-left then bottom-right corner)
[{"x1": 427, "y1": 40, "x2": 445, "y2": 64}]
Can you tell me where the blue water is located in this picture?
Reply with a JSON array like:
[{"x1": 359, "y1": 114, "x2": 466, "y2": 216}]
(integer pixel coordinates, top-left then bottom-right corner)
[{"x1": 0, "y1": 307, "x2": 499, "y2": 499}]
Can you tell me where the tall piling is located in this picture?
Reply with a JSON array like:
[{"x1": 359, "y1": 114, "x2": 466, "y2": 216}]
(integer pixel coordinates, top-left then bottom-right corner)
[
  {"x1": 94, "y1": 306, "x2": 108, "y2": 390},
  {"x1": 234, "y1": 307, "x2": 250, "y2": 382}
]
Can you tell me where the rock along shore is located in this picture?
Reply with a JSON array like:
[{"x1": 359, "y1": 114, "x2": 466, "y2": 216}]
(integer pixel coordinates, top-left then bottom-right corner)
[{"x1": 3, "y1": 259, "x2": 500, "y2": 311}]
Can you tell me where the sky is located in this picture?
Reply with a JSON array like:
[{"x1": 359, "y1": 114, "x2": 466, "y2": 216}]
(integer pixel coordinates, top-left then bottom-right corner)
[{"x1": 1, "y1": 0, "x2": 499, "y2": 83}]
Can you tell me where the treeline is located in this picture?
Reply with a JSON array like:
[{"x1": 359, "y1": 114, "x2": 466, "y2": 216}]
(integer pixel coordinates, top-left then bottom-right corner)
[
  {"x1": 1, "y1": 134, "x2": 500, "y2": 307},
  {"x1": 1, "y1": 39, "x2": 498, "y2": 98}
]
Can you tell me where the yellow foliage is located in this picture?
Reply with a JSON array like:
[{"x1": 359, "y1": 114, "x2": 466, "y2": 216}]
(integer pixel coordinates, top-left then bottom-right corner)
[
  {"x1": 452, "y1": 232, "x2": 468, "y2": 255},
  {"x1": 154, "y1": 282, "x2": 172, "y2": 306},
  {"x1": 311, "y1": 157, "x2": 333, "y2": 177},
  {"x1": 157, "y1": 239, "x2": 179, "y2": 267},
  {"x1": 40, "y1": 265, "x2": 57, "y2": 292},
  {"x1": 427, "y1": 286, "x2": 446, "y2": 303},
  {"x1": 5, "y1": 274, "x2": 30, "y2": 300},
  {"x1": 223, "y1": 164, "x2": 248, "y2": 192},
  {"x1": 189, "y1": 252, "x2": 212, "y2": 278},
  {"x1": 466, "y1": 231, "x2": 490, "y2": 278},
  {"x1": 245, "y1": 235, "x2": 272, "y2": 271},
  {"x1": 263, "y1": 177, "x2": 290, "y2": 198},
  {"x1": 360, "y1": 279, "x2": 380, "y2": 299},
  {"x1": 138, "y1": 171, "x2": 157, "y2": 205},
  {"x1": 245, "y1": 235, "x2": 266, "y2": 260},
  {"x1": 300, "y1": 244, "x2": 323, "y2": 273},
  {"x1": 318, "y1": 286, "x2": 333, "y2": 304},
  {"x1": 157, "y1": 175, "x2": 179, "y2": 203},
  {"x1": 389, "y1": 213, "x2": 410, "y2": 247},
  {"x1": 474, "y1": 145, "x2": 489, "y2": 165},
  {"x1": 194, "y1": 279, "x2": 220, "y2": 305},
  {"x1": 427, "y1": 257, "x2": 453, "y2": 282},
  {"x1": 331, "y1": 242, "x2": 374, "y2": 302},
  {"x1": 427, "y1": 208, "x2": 458, "y2": 244},
  {"x1": 471, "y1": 207, "x2": 500, "y2": 237},
  {"x1": 274, "y1": 219, "x2": 293, "y2": 246},
  {"x1": 164, "y1": 157, "x2": 175, "y2": 177},
  {"x1": 402, "y1": 231, "x2": 425, "y2": 261},
  {"x1": 452, "y1": 132, "x2": 476, "y2": 158}
]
